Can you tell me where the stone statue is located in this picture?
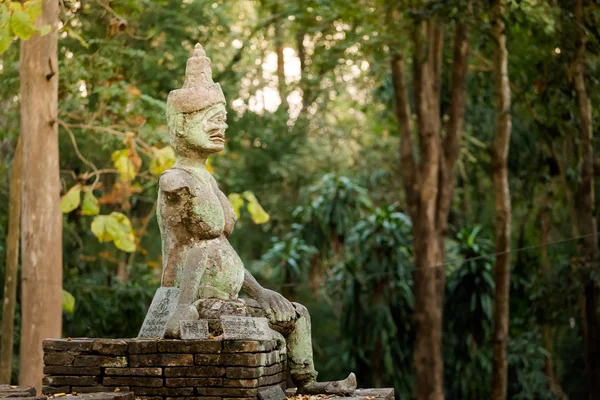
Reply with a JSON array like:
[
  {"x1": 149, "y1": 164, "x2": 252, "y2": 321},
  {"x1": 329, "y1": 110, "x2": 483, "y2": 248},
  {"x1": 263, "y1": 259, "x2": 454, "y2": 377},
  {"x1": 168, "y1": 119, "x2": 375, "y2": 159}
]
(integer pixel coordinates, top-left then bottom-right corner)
[{"x1": 154, "y1": 43, "x2": 356, "y2": 395}]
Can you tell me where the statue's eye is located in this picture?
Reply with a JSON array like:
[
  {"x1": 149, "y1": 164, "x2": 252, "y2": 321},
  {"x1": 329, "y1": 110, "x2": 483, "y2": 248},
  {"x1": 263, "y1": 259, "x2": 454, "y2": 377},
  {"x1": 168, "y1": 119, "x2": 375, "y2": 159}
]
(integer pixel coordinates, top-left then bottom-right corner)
[{"x1": 210, "y1": 112, "x2": 226, "y2": 124}]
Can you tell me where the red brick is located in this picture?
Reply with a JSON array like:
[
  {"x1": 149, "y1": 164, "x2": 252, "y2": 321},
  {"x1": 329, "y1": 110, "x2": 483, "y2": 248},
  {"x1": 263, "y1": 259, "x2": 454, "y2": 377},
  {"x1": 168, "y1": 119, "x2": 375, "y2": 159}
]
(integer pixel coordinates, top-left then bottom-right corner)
[
  {"x1": 92, "y1": 339, "x2": 128, "y2": 355},
  {"x1": 130, "y1": 354, "x2": 193, "y2": 367},
  {"x1": 157, "y1": 340, "x2": 221, "y2": 354},
  {"x1": 164, "y1": 367, "x2": 225, "y2": 377},
  {"x1": 43, "y1": 339, "x2": 94, "y2": 352},
  {"x1": 165, "y1": 378, "x2": 222, "y2": 387},
  {"x1": 104, "y1": 368, "x2": 162, "y2": 376},
  {"x1": 103, "y1": 377, "x2": 163, "y2": 387}
]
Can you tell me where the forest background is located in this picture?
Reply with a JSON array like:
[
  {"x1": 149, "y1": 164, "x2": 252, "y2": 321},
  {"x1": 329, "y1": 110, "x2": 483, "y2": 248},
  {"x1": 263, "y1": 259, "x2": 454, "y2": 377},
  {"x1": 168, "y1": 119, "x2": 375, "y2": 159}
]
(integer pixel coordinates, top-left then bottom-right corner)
[{"x1": 0, "y1": 0, "x2": 599, "y2": 399}]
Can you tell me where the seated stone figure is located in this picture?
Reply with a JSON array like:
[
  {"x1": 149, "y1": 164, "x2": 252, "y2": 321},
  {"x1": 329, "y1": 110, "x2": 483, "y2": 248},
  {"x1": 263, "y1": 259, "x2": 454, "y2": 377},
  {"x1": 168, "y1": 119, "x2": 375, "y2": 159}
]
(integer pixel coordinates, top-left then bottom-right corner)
[{"x1": 156, "y1": 43, "x2": 356, "y2": 395}]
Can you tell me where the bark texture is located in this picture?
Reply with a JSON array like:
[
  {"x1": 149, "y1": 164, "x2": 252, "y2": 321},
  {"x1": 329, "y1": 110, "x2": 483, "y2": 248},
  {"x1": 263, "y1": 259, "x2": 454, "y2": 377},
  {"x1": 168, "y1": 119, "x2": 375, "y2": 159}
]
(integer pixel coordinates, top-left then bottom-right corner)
[
  {"x1": 490, "y1": 0, "x2": 512, "y2": 398},
  {"x1": 0, "y1": 137, "x2": 22, "y2": 384},
  {"x1": 388, "y1": 7, "x2": 470, "y2": 398},
  {"x1": 18, "y1": 0, "x2": 63, "y2": 392},
  {"x1": 573, "y1": 1, "x2": 600, "y2": 398}
]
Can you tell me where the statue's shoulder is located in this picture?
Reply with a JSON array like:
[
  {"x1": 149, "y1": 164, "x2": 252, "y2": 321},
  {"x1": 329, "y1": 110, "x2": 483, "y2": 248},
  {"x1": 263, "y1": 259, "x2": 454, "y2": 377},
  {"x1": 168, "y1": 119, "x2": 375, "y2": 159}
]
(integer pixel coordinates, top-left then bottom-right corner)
[{"x1": 159, "y1": 168, "x2": 196, "y2": 193}]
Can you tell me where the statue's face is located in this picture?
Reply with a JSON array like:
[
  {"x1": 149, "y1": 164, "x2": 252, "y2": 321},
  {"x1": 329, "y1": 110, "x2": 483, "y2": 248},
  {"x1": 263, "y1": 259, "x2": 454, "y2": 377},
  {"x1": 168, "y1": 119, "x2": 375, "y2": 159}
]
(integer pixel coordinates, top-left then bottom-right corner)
[{"x1": 170, "y1": 103, "x2": 228, "y2": 155}]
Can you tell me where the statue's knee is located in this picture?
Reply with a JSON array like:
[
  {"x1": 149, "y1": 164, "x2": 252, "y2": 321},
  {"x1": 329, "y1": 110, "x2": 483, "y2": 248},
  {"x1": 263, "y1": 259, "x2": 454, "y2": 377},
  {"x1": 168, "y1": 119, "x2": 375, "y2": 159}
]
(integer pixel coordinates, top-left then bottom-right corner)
[{"x1": 292, "y1": 302, "x2": 311, "y2": 323}]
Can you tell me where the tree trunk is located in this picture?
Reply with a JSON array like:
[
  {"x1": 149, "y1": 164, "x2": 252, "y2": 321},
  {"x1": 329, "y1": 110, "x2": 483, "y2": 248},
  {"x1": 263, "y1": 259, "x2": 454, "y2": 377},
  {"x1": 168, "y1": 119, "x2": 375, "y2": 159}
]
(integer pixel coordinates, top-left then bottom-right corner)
[
  {"x1": 573, "y1": 1, "x2": 600, "y2": 398},
  {"x1": 0, "y1": 137, "x2": 22, "y2": 384},
  {"x1": 539, "y1": 201, "x2": 568, "y2": 400},
  {"x1": 411, "y1": 19, "x2": 445, "y2": 400},
  {"x1": 490, "y1": 0, "x2": 512, "y2": 398},
  {"x1": 19, "y1": 0, "x2": 62, "y2": 392},
  {"x1": 271, "y1": 3, "x2": 288, "y2": 112}
]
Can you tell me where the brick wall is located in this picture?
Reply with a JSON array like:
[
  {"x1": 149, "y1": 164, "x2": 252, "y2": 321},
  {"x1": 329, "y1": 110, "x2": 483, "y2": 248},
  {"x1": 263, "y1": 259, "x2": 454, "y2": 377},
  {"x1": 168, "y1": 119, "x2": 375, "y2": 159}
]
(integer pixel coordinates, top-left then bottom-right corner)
[{"x1": 42, "y1": 338, "x2": 287, "y2": 400}]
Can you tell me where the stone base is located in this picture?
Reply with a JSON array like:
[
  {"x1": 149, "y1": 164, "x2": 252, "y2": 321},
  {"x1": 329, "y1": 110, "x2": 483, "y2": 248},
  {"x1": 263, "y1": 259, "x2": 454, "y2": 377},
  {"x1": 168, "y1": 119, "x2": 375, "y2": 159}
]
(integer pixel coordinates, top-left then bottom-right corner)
[
  {"x1": 42, "y1": 338, "x2": 287, "y2": 400},
  {"x1": 286, "y1": 388, "x2": 394, "y2": 400}
]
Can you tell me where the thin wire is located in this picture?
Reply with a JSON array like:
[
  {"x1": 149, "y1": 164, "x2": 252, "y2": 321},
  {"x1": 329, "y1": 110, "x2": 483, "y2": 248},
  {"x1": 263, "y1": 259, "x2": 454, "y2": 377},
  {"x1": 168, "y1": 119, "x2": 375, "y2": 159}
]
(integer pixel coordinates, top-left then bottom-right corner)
[{"x1": 279, "y1": 231, "x2": 598, "y2": 286}]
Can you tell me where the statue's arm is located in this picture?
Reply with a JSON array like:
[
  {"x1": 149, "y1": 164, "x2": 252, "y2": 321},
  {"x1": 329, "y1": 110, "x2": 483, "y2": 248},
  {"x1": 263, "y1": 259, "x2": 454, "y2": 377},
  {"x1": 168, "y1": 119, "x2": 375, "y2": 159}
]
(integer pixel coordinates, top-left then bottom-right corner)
[{"x1": 242, "y1": 270, "x2": 296, "y2": 322}]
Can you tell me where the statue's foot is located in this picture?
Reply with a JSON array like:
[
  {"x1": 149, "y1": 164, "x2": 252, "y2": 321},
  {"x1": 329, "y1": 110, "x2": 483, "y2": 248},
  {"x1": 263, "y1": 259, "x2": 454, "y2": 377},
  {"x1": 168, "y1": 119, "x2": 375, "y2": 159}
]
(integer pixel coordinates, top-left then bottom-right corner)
[{"x1": 297, "y1": 373, "x2": 357, "y2": 395}]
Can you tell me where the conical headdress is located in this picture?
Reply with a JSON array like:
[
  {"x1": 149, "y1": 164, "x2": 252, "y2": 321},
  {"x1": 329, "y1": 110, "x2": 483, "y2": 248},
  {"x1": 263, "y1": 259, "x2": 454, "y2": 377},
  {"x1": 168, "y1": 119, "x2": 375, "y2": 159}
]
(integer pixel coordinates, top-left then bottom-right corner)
[{"x1": 167, "y1": 44, "x2": 226, "y2": 113}]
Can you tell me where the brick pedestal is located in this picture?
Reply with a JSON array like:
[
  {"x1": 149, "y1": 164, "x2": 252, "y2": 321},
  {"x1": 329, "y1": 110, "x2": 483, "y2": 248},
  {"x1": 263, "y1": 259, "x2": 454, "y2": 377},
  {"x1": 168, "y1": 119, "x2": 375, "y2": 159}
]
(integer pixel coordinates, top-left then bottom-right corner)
[{"x1": 42, "y1": 338, "x2": 286, "y2": 400}]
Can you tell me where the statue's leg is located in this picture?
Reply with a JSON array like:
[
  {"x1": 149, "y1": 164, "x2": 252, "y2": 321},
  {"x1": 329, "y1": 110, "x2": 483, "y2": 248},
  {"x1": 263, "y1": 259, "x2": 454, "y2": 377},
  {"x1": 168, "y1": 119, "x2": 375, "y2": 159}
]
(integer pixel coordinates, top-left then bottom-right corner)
[
  {"x1": 243, "y1": 300, "x2": 356, "y2": 395},
  {"x1": 164, "y1": 246, "x2": 207, "y2": 338},
  {"x1": 286, "y1": 303, "x2": 318, "y2": 387}
]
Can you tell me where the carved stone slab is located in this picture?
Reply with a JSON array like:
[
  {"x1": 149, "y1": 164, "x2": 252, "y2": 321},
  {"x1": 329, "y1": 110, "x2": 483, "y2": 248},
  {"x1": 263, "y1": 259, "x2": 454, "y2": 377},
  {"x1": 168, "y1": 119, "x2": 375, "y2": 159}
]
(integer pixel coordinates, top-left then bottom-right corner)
[
  {"x1": 221, "y1": 316, "x2": 271, "y2": 340},
  {"x1": 179, "y1": 320, "x2": 210, "y2": 339},
  {"x1": 138, "y1": 288, "x2": 180, "y2": 338},
  {"x1": 258, "y1": 386, "x2": 287, "y2": 400}
]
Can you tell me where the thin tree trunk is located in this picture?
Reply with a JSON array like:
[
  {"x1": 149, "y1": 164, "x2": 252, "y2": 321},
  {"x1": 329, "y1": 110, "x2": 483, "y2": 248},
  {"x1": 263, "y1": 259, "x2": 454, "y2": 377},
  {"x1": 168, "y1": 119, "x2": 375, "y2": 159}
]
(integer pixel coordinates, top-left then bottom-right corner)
[
  {"x1": 273, "y1": 12, "x2": 288, "y2": 111},
  {"x1": 390, "y1": 53, "x2": 418, "y2": 221},
  {"x1": 19, "y1": 0, "x2": 62, "y2": 392},
  {"x1": 412, "y1": 19, "x2": 445, "y2": 400},
  {"x1": 573, "y1": 1, "x2": 600, "y2": 398},
  {"x1": 539, "y1": 202, "x2": 569, "y2": 400},
  {"x1": 490, "y1": 0, "x2": 512, "y2": 398},
  {"x1": 0, "y1": 137, "x2": 22, "y2": 384}
]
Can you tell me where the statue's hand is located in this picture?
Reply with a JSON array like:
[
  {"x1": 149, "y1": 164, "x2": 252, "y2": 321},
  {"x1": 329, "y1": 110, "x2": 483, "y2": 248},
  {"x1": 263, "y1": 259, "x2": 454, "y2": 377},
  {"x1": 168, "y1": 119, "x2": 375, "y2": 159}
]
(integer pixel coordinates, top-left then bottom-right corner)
[{"x1": 257, "y1": 288, "x2": 296, "y2": 323}]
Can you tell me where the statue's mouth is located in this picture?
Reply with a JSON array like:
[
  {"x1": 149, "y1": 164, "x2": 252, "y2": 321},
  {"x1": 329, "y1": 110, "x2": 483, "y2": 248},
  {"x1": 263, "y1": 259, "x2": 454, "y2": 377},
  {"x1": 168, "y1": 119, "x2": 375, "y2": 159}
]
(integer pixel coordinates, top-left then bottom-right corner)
[{"x1": 209, "y1": 130, "x2": 225, "y2": 144}]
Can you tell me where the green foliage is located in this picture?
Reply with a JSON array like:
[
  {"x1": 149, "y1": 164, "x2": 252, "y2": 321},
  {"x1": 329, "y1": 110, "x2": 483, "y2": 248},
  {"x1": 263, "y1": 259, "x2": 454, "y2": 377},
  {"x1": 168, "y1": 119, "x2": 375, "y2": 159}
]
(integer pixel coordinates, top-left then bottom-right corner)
[
  {"x1": 91, "y1": 212, "x2": 136, "y2": 253},
  {"x1": 0, "y1": 0, "x2": 49, "y2": 53}
]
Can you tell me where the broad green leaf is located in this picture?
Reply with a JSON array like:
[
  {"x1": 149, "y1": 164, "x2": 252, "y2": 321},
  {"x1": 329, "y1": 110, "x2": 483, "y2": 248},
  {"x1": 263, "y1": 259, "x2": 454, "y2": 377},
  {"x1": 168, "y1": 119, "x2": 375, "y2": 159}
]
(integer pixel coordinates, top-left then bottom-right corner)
[
  {"x1": 206, "y1": 158, "x2": 214, "y2": 174},
  {"x1": 243, "y1": 191, "x2": 270, "y2": 224},
  {"x1": 23, "y1": 0, "x2": 42, "y2": 21},
  {"x1": 112, "y1": 149, "x2": 136, "y2": 181},
  {"x1": 91, "y1": 212, "x2": 136, "y2": 252},
  {"x1": 60, "y1": 184, "x2": 82, "y2": 213},
  {"x1": 81, "y1": 188, "x2": 100, "y2": 216},
  {"x1": 8, "y1": 2, "x2": 23, "y2": 12},
  {"x1": 227, "y1": 193, "x2": 244, "y2": 219},
  {"x1": 62, "y1": 290, "x2": 75, "y2": 314},
  {"x1": 38, "y1": 24, "x2": 50, "y2": 36},
  {"x1": 10, "y1": 11, "x2": 36, "y2": 40},
  {"x1": 149, "y1": 145, "x2": 176, "y2": 176},
  {"x1": 0, "y1": 21, "x2": 12, "y2": 54}
]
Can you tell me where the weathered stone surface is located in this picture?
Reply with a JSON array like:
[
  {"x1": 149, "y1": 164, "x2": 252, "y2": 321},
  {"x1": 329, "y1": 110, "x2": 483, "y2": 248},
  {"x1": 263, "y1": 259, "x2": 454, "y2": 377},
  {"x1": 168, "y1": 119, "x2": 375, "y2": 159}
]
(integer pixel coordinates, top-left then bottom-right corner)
[
  {"x1": 257, "y1": 373, "x2": 284, "y2": 387},
  {"x1": 257, "y1": 385, "x2": 286, "y2": 400},
  {"x1": 103, "y1": 377, "x2": 163, "y2": 388},
  {"x1": 44, "y1": 352, "x2": 75, "y2": 366},
  {"x1": 92, "y1": 340, "x2": 128, "y2": 355},
  {"x1": 41, "y1": 386, "x2": 70, "y2": 395},
  {"x1": 138, "y1": 287, "x2": 180, "y2": 339},
  {"x1": 104, "y1": 368, "x2": 162, "y2": 377},
  {"x1": 43, "y1": 376, "x2": 99, "y2": 386},
  {"x1": 180, "y1": 320, "x2": 210, "y2": 340},
  {"x1": 136, "y1": 396, "x2": 162, "y2": 400},
  {"x1": 157, "y1": 340, "x2": 221, "y2": 354},
  {"x1": 132, "y1": 387, "x2": 194, "y2": 396},
  {"x1": 77, "y1": 392, "x2": 135, "y2": 400},
  {"x1": 165, "y1": 378, "x2": 222, "y2": 387},
  {"x1": 73, "y1": 355, "x2": 127, "y2": 367},
  {"x1": 164, "y1": 367, "x2": 225, "y2": 377},
  {"x1": 2, "y1": 397, "x2": 46, "y2": 400},
  {"x1": 43, "y1": 366, "x2": 101, "y2": 376},
  {"x1": 221, "y1": 317, "x2": 272, "y2": 341},
  {"x1": 127, "y1": 340, "x2": 157, "y2": 354},
  {"x1": 222, "y1": 341, "x2": 277, "y2": 354},
  {"x1": 224, "y1": 363, "x2": 283, "y2": 380},
  {"x1": 130, "y1": 354, "x2": 193, "y2": 367},
  {"x1": 223, "y1": 379, "x2": 258, "y2": 388},
  {"x1": 196, "y1": 387, "x2": 258, "y2": 397},
  {"x1": 0, "y1": 385, "x2": 37, "y2": 397},
  {"x1": 71, "y1": 387, "x2": 130, "y2": 394},
  {"x1": 43, "y1": 339, "x2": 94, "y2": 352},
  {"x1": 165, "y1": 397, "x2": 221, "y2": 400},
  {"x1": 225, "y1": 367, "x2": 262, "y2": 380},
  {"x1": 195, "y1": 353, "x2": 272, "y2": 368}
]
